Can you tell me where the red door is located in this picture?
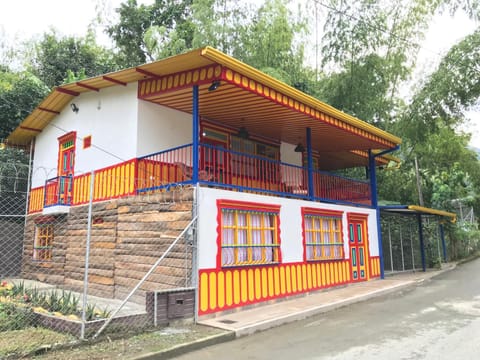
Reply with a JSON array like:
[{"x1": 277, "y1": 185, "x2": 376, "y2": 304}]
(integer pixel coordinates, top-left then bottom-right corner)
[
  {"x1": 57, "y1": 133, "x2": 76, "y2": 204},
  {"x1": 348, "y1": 216, "x2": 369, "y2": 282}
]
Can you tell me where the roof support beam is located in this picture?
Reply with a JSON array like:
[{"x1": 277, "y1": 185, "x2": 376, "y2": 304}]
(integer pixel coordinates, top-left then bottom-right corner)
[
  {"x1": 20, "y1": 126, "x2": 42, "y2": 133},
  {"x1": 38, "y1": 107, "x2": 60, "y2": 115},
  {"x1": 76, "y1": 82, "x2": 99, "y2": 92},
  {"x1": 103, "y1": 76, "x2": 127, "y2": 86},
  {"x1": 55, "y1": 87, "x2": 79, "y2": 96},
  {"x1": 136, "y1": 68, "x2": 160, "y2": 78}
]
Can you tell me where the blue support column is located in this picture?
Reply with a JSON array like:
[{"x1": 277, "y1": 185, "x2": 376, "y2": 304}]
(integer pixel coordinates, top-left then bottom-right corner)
[
  {"x1": 417, "y1": 213, "x2": 426, "y2": 272},
  {"x1": 369, "y1": 150, "x2": 385, "y2": 279},
  {"x1": 306, "y1": 127, "x2": 314, "y2": 200},
  {"x1": 439, "y1": 222, "x2": 447, "y2": 261},
  {"x1": 192, "y1": 85, "x2": 199, "y2": 183}
]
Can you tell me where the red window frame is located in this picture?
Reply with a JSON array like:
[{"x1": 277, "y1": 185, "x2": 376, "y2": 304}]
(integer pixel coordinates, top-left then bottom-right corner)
[
  {"x1": 216, "y1": 199, "x2": 281, "y2": 268},
  {"x1": 301, "y1": 207, "x2": 345, "y2": 262}
]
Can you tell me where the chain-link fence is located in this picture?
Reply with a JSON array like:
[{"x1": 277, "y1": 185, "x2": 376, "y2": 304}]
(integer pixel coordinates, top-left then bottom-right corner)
[
  {"x1": 381, "y1": 213, "x2": 448, "y2": 274},
  {"x1": 1, "y1": 165, "x2": 197, "y2": 345},
  {"x1": 381, "y1": 214, "x2": 422, "y2": 273}
]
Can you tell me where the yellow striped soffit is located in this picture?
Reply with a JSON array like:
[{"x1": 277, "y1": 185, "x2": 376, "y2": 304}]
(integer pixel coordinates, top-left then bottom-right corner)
[
  {"x1": 407, "y1": 205, "x2": 457, "y2": 222},
  {"x1": 201, "y1": 46, "x2": 402, "y2": 147}
]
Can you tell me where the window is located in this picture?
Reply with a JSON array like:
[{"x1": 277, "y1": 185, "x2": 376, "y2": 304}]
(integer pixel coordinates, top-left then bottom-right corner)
[
  {"x1": 83, "y1": 135, "x2": 92, "y2": 149},
  {"x1": 230, "y1": 136, "x2": 279, "y2": 180},
  {"x1": 302, "y1": 208, "x2": 344, "y2": 261},
  {"x1": 218, "y1": 200, "x2": 281, "y2": 267},
  {"x1": 33, "y1": 224, "x2": 54, "y2": 261},
  {"x1": 303, "y1": 153, "x2": 320, "y2": 170}
]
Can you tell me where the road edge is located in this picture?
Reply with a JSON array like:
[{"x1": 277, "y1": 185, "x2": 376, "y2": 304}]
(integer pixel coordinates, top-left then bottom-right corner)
[{"x1": 131, "y1": 331, "x2": 236, "y2": 360}]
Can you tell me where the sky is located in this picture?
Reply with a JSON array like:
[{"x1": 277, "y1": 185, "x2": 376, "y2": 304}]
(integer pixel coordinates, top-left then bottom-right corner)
[{"x1": 1, "y1": 0, "x2": 478, "y2": 147}]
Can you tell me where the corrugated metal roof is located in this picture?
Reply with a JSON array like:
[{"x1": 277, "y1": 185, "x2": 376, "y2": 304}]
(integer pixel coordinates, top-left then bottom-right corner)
[
  {"x1": 7, "y1": 47, "x2": 401, "y2": 170},
  {"x1": 381, "y1": 205, "x2": 457, "y2": 222}
]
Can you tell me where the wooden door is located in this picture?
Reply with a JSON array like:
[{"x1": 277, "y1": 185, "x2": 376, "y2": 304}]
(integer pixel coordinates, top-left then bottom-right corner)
[
  {"x1": 57, "y1": 133, "x2": 76, "y2": 204},
  {"x1": 348, "y1": 215, "x2": 369, "y2": 282}
]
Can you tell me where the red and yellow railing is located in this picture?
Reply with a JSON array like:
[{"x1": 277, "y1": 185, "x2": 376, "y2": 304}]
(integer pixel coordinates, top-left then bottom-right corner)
[
  {"x1": 28, "y1": 144, "x2": 372, "y2": 213},
  {"x1": 28, "y1": 187, "x2": 45, "y2": 213},
  {"x1": 29, "y1": 160, "x2": 137, "y2": 213},
  {"x1": 370, "y1": 256, "x2": 381, "y2": 277},
  {"x1": 73, "y1": 159, "x2": 136, "y2": 205},
  {"x1": 198, "y1": 260, "x2": 351, "y2": 315},
  {"x1": 136, "y1": 144, "x2": 192, "y2": 193}
]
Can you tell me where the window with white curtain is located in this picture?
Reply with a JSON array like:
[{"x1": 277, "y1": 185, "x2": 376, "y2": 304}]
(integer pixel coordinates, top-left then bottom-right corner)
[
  {"x1": 303, "y1": 209, "x2": 344, "y2": 261},
  {"x1": 220, "y1": 204, "x2": 280, "y2": 267}
]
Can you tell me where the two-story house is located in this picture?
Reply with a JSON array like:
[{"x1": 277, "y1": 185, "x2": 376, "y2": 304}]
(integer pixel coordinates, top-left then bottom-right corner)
[{"x1": 8, "y1": 47, "x2": 401, "y2": 316}]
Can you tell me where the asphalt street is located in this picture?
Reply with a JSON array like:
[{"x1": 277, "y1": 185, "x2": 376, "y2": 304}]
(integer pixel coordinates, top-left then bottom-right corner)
[{"x1": 174, "y1": 258, "x2": 480, "y2": 360}]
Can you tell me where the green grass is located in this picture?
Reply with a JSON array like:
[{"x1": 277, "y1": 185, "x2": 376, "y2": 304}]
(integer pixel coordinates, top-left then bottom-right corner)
[
  {"x1": 32, "y1": 325, "x2": 227, "y2": 359},
  {"x1": 0, "y1": 327, "x2": 75, "y2": 358}
]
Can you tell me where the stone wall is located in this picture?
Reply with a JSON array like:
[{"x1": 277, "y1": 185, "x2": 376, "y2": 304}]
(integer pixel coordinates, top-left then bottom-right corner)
[{"x1": 21, "y1": 188, "x2": 194, "y2": 303}]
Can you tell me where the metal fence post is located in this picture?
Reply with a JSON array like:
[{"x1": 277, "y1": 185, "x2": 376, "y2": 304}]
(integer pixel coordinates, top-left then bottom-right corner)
[
  {"x1": 388, "y1": 220, "x2": 393, "y2": 272},
  {"x1": 410, "y1": 224, "x2": 416, "y2": 271},
  {"x1": 93, "y1": 216, "x2": 198, "y2": 339},
  {"x1": 399, "y1": 222, "x2": 405, "y2": 271},
  {"x1": 193, "y1": 186, "x2": 199, "y2": 324},
  {"x1": 80, "y1": 170, "x2": 95, "y2": 340}
]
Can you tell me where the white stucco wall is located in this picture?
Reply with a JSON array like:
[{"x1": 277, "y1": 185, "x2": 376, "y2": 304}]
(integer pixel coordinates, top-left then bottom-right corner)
[
  {"x1": 136, "y1": 101, "x2": 192, "y2": 157},
  {"x1": 196, "y1": 187, "x2": 378, "y2": 270},
  {"x1": 31, "y1": 83, "x2": 138, "y2": 187}
]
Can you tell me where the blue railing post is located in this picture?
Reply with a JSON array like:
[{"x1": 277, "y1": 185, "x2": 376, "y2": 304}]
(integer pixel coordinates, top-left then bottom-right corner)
[
  {"x1": 418, "y1": 213, "x2": 426, "y2": 271},
  {"x1": 369, "y1": 146, "x2": 400, "y2": 279},
  {"x1": 369, "y1": 150, "x2": 385, "y2": 279},
  {"x1": 306, "y1": 127, "x2": 314, "y2": 200},
  {"x1": 192, "y1": 85, "x2": 199, "y2": 183}
]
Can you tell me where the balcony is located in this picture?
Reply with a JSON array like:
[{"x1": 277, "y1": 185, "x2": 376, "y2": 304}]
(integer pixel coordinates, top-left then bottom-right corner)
[
  {"x1": 42, "y1": 175, "x2": 73, "y2": 214},
  {"x1": 28, "y1": 144, "x2": 371, "y2": 214},
  {"x1": 136, "y1": 144, "x2": 371, "y2": 205}
]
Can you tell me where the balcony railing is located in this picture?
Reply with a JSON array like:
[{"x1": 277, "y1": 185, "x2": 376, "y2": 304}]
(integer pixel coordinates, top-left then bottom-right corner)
[
  {"x1": 137, "y1": 143, "x2": 371, "y2": 205},
  {"x1": 44, "y1": 175, "x2": 73, "y2": 207},
  {"x1": 137, "y1": 144, "x2": 192, "y2": 193},
  {"x1": 29, "y1": 144, "x2": 371, "y2": 214}
]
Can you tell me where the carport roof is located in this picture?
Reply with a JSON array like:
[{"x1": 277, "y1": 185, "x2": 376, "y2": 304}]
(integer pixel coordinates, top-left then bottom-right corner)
[{"x1": 380, "y1": 205, "x2": 457, "y2": 222}]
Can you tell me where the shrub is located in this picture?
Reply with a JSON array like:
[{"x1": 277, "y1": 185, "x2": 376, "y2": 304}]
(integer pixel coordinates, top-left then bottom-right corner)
[{"x1": 0, "y1": 302, "x2": 33, "y2": 331}]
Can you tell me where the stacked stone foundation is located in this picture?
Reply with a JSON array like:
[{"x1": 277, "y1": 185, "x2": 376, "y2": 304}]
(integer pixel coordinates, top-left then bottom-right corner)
[{"x1": 21, "y1": 188, "x2": 194, "y2": 304}]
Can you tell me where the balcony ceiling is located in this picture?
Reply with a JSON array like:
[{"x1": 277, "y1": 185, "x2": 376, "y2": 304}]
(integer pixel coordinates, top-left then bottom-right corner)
[{"x1": 142, "y1": 81, "x2": 395, "y2": 169}]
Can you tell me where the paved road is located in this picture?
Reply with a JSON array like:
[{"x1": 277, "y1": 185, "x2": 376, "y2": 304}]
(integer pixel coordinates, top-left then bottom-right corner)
[{"x1": 175, "y1": 258, "x2": 480, "y2": 359}]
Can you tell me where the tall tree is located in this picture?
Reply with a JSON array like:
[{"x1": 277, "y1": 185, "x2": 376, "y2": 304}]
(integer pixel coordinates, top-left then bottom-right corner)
[
  {"x1": 0, "y1": 69, "x2": 48, "y2": 140},
  {"x1": 191, "y1": 0, "x2": 250, "y2": 55},
  {"x1": 241, "y1": 0, "x2": 307, "y2": 85},
  {"x1": 400, "y1": 28, "x2": 480, "y2": 145},
  {"x1": 30, "y1": 31, "x2": 119, "y2": 89},
  {"x1": 106, "y1": 0, "x2": 193, "y2": 66},
  {"x1": 319, "y1": 0, "x2": 438, "y2": 128}
]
